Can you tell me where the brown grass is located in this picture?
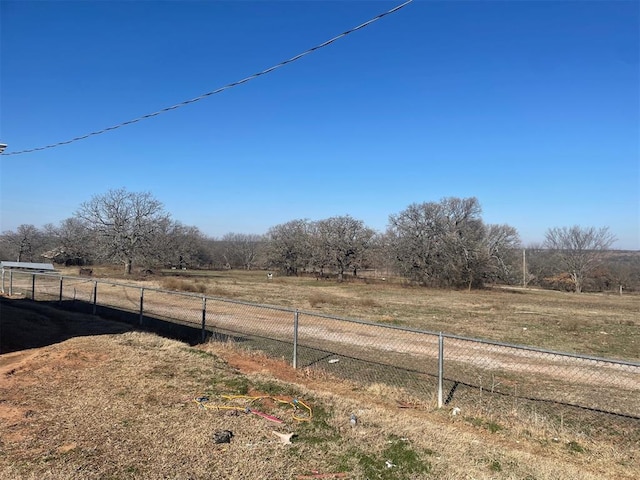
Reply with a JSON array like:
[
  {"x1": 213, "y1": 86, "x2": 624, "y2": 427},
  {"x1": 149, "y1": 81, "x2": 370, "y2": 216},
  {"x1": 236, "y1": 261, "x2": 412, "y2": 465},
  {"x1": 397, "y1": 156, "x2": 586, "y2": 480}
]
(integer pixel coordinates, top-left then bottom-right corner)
[
  {"x1": 88, "y1": 268, "x2": 640, "y2": 362},
  {"x1": 160, "y1": 276, "x2": 208, "y2": 294},
  {"x1": 1, "y1": 299, "x2": 637, "y2": 479},
  {"x1": 308, "y1": 292, "x2": 343, "y2": 308},
  {"x1": 43, "y1": 267, "x2": 640, "y2": 361}
]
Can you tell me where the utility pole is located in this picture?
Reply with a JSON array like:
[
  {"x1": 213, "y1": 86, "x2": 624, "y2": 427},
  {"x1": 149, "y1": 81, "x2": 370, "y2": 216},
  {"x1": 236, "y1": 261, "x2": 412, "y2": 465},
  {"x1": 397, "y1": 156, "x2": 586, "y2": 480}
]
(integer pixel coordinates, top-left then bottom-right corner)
[{"x1": 522, "y1": 249, "x2": 526, "y2": 287}]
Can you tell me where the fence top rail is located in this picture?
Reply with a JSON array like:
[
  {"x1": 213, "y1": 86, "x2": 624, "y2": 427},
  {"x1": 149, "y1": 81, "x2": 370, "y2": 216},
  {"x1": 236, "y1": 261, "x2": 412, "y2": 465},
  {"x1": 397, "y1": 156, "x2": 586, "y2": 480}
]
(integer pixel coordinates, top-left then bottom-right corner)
[
  {"x1": 12, "y1": 270, "x2": 60, "y2": 277},
  {"x1": 51, "y1": 273, "x2": 297, "y2": 313},
  {"x1": 26, "y1": 271, "x2": 640, "y2": 369},
  {"x1": 203, "y1": 295, "x2": 297, "y2": 313},
  {"x1": 301, "y1": 309, "x2": 640, "y2": 368},
  {"x1": 299, "y1": 308, "x2": 441, "y2": 335},
  {"x1": 440, "y1": 332, "x2": 640, "y2": 368}
]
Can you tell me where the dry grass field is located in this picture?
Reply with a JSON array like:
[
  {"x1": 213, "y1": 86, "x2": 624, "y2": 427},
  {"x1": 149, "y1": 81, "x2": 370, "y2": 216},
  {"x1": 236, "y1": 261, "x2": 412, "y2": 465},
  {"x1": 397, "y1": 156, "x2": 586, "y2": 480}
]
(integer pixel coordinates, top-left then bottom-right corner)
[
  {"x1": 1, "y1": 298, "x2": 638, "y2": 480},
  {"x1": 71, "y1": 266, "x2": 639, "y2": 361}
]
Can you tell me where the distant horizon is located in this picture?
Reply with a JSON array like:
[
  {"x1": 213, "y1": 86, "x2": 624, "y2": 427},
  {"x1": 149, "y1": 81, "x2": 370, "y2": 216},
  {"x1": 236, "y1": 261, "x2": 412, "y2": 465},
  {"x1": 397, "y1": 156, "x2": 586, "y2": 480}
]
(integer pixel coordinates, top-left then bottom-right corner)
[{"x1": 1, "y1": 1, "x2": 638, "y2": 250}]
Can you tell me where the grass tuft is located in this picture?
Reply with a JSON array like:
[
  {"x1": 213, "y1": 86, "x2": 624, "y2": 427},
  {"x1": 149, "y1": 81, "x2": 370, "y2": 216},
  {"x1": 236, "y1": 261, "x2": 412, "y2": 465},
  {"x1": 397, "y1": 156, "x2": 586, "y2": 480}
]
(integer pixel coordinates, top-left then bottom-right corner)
[
  {"x1": 567, "y1": 441, "x2": 585, "y2": 453},
  {"x1": 308, "y1": 292, "x2": 342, "y2": 307},
  {"x1": 490, "y1": 459, "x2": 503, "y2": 472},
  {"x1": 160, "y1": 277, "x2": 208, "y2": 294},
  {"x1": 343, "y1": 435, "x2": 432, "y2": 480}
]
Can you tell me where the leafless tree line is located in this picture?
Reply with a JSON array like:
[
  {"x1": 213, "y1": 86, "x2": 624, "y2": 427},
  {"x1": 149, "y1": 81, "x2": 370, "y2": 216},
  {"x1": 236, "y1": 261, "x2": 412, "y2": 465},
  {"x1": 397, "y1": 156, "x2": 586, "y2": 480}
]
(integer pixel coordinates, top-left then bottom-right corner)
[{"x1": 1, "y1": 188, "x2": 632, "y2": 292}]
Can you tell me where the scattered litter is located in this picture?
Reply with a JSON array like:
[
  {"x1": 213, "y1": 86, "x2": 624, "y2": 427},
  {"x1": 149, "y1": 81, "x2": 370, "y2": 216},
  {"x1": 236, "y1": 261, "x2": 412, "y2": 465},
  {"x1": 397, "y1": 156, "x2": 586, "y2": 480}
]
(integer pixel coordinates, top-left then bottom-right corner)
[
  {"x1": 272, "y1": 431, "x2": 296, "y2": 445},
  {"x1": 328, "y1": 359, "x2": 340, "y2": 364},
  {"x1": 451, "y1": 407, "x2": 461, "y2": 416},
  {"x1": 599, "y1": 331, "x2": 608, "y2": 335},
  {"x1": 350, "y1": 413, "x2": 358, "y2": 427},
  {"x1": 193, "y1": 394, "x2": 313, "y2": 422},
  {"x1": 385, "y1": 460, "x2": 396, "y2": 468},
  {"x1": 387, "y1": 437, "x2": 409, "y2": 444},
  {"x1": 212, "y1": 430, "x2": 233, "y2": 444},
  {"x1": 249, "y1": 408, "x2": 284, "y2": 424}
]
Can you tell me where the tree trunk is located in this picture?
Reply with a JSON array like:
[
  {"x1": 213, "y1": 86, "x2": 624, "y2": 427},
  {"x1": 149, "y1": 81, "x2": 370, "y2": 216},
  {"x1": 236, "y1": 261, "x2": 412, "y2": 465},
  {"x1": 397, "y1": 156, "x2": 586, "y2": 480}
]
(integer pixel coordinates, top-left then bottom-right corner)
[
  {"x1": 125, "y1": 259, "x2": 132, "y2": 275},
  {"x1": 571, "y1": 271, "x2": 582, "y2": 293}
]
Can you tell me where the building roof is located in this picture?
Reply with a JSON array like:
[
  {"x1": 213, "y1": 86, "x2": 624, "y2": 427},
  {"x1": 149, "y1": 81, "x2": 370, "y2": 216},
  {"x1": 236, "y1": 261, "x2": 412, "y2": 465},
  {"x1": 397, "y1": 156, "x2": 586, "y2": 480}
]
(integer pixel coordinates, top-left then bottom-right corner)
[{"x1": 0, "y1": 261, "x2": 56, "y2": 271}]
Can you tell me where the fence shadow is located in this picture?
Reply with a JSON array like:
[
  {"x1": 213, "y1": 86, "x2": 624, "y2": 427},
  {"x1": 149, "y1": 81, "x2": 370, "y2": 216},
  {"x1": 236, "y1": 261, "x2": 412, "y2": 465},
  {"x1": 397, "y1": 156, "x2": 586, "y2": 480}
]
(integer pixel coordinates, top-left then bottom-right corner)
[
  {"x1": 0, "y1": 297, "x2": 246, "y2": 355},
  {"x1": 0, "y1": 297, "x2": 134, "y2": 354},
  {"x1": 60, "y1": 299, "x2": 250, "y2": 346}
]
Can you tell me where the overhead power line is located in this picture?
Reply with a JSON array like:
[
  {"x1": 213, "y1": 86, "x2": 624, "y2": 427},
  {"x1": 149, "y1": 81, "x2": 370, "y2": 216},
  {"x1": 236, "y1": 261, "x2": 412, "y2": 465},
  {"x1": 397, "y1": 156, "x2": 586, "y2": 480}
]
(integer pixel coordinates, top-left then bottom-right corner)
[{"x1": 4, "y1": 0, "x2": 413, "y2": 156}]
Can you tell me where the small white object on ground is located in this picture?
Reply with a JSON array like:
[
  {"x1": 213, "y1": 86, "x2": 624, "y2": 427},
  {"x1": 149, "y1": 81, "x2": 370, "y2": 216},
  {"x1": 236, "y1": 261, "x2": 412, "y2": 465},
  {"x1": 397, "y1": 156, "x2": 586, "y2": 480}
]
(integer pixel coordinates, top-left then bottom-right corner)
[
  {"x1": 350, "y1": 413, "x2": 357, "y2": 427},
  {"x1": 272, "y1": 431, "x2": 295, "y2": 445},
  {"x1": 328, "y1": 359, "x2": 340, "y2": 364}
]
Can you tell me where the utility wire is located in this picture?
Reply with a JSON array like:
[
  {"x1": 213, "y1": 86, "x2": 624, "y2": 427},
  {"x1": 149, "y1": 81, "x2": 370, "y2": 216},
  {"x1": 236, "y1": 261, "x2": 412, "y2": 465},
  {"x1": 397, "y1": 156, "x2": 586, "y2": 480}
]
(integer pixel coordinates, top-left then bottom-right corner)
[{"x1": 4, "y1": 0, "x2": 413, "y2": 156}]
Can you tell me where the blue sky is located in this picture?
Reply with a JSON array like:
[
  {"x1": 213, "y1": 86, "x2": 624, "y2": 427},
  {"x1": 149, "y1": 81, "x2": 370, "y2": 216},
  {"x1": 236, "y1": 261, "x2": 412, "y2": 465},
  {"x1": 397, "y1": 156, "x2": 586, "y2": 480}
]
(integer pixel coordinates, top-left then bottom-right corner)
[{"x1": 1, "y1": 0, "x2": 638, "y2": 249}]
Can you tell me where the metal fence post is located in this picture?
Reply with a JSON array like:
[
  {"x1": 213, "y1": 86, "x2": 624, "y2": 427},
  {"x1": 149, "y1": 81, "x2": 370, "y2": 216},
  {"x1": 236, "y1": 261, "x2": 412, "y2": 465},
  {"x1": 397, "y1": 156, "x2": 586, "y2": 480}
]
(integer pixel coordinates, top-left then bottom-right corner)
[
  {"x1": 201, "y1": 296, "x2": 207, "y2": 343},
  {"x1": 9, "y1": 270, "x2": 13, "y2": 296},
  {"x1": 31, "y1": 274, "x2": 36, "y2": 300},
  {"x1": 293, "y1": 309, "x2": 299, "y2": 369},
  {"x1": 438, "y1": 332, "x2": 444, "y2": 409},
  {"x1": 139, "y1": 288, "x2": 144, "y2": 326},
  {"x1": 92, "y1": 281, "x2": 98, "y2": 315},
  {"x1": 1, "y1": 268, "x2": 4, "y2": 294},
  {"x1": 59, "y1": 276, "x2": 63, "y2": 305}
]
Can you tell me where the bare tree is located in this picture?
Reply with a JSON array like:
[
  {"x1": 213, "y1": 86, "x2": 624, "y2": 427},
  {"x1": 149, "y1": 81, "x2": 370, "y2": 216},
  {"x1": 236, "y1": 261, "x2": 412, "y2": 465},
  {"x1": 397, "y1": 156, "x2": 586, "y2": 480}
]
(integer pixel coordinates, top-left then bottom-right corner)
[
  {"x1": 366, "y1": 232, "x2": 395, "y2": 279},
  {"x1": 607, "y1": 251, "x2": 640, "y2": 292},
  {"x1": 544, "y1": 226, "x2": 617, "y2": 293},
  {"x1": 148, "y1": 220, "x2": 208, "y2": 270},
  {"x1": 439, "y1": 197, "x2": 485, "y2": 290},
  {"x1": 313, "y1": 215, "x2": 374, "y2": 281},
  {"x1": 75, "y1": 188, "x2": 170, "y2": 275},
  {"x1": 0, "y1": 224, "x2": 44, "y2": 262},
  {"x1": 44, "y1": 218, "x2": 95, "y2": 265},
  {"x1": 388, "y1": 197, "x2": 519, "y2": 289},
  {"x1": 482, "y1": 224, "x2": 521, "y2": 285},
  {"x1": 308, "y1": 221, "x2": 331, "y2": 276},
  {"x1": 265, "y1": 219, "x2": 312, "y2": 276},
  {"x1": 221, "y1": 233, "x2": 265, "y2": 270},
  {"x1": 201, "y1": 237, "x2": 228, "y2": 269},
  {"x1": 388, "y1": 201, "x2": 444, "y2": 285}
]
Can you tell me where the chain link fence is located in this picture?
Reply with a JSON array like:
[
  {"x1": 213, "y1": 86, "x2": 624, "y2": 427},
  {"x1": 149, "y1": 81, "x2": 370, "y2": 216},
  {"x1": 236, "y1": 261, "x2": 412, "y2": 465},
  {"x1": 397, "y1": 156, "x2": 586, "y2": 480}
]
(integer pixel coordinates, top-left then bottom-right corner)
[{"x1": 3, "y1": 270, "x2": 639, "y2": 444}]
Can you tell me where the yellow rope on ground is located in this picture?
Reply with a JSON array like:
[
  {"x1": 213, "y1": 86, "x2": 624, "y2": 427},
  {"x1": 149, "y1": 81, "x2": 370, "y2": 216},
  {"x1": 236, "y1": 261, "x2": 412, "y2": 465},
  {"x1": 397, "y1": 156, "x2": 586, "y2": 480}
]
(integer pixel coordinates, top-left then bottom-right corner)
[{"x1": 193, "y1": 394, "x2": 313, "y2": 422}]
